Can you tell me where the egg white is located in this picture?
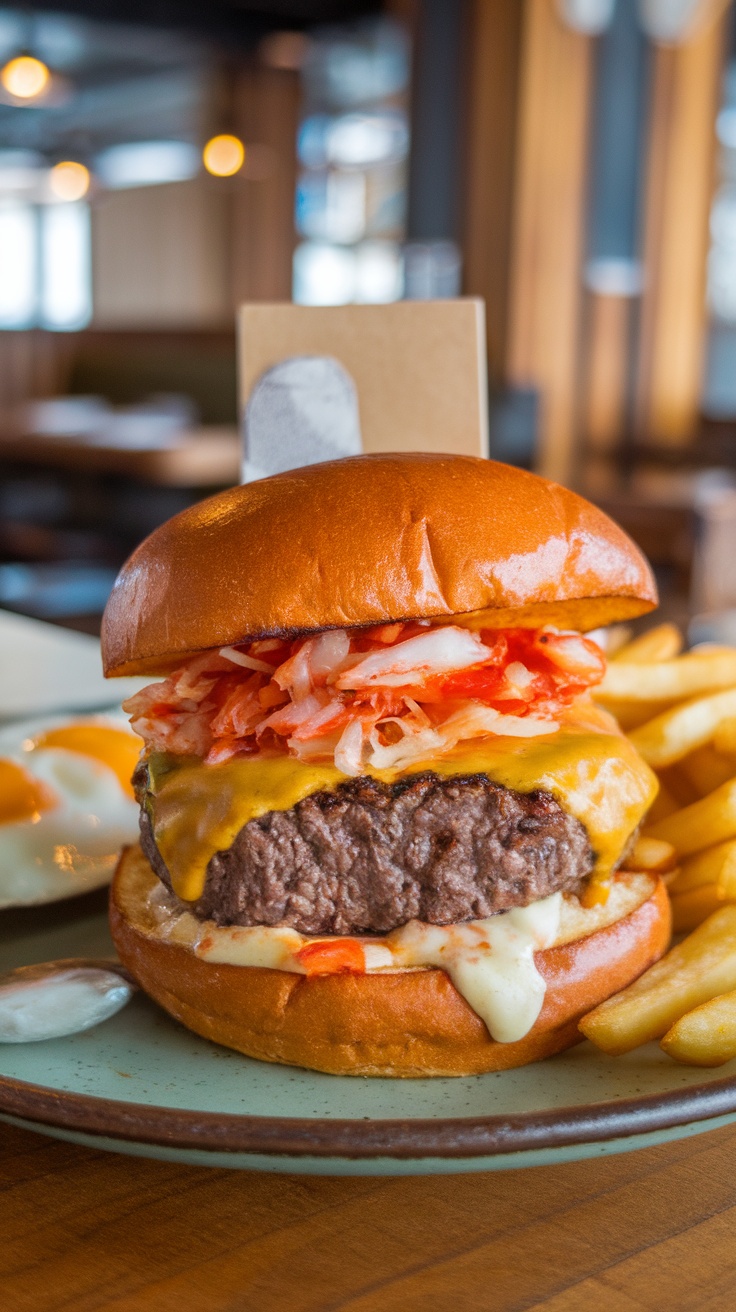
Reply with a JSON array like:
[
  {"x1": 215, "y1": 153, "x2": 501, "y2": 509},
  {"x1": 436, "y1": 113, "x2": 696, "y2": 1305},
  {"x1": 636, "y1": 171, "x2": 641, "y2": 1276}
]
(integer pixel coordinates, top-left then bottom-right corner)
[{"x1": 0, "y1": 713, "x2": 141, "y2": 909}]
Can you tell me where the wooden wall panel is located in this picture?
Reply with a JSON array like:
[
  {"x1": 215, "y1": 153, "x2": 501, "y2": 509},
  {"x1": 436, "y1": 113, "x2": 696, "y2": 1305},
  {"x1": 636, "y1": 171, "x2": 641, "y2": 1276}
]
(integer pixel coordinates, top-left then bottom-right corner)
[
  {"x1": 461, "y1": 0, "x2": 523, "y2": 383},
  {"x1": 230, "y1": 66, "x2": 300, "y2": 304},
  {"x1": 505, "y1": 0, "x2": 594, "y2": 483},
  {"x1": 461, "y1": 0, "x2": 594, "y2": 483},
  {"x1": 92, "y1": 181, "x2": 232, "y2": 328},
  {"x1": 90, "y1": 65, "x2": 299, "y2": 327},
  {"x1": 635, "y1": 7, "x2": 728, "y2": 444},
  {"x1": 582, "y1": 291, "x2": 634, "y2": 453}
]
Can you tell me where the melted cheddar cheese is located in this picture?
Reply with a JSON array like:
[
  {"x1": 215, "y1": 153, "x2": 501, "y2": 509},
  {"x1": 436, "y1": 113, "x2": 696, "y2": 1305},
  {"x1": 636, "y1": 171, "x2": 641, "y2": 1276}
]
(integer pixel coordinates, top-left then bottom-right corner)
[{"x1": 145, "y1": 725, "x2": 657, "y2": 903}]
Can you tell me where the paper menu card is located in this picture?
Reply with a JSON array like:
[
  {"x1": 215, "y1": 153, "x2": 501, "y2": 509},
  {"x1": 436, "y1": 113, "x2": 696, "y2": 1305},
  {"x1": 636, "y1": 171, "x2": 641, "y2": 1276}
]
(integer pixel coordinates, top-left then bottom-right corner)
[{"x1": 238, "y1": 300, "x2": 489, "y2": 465}]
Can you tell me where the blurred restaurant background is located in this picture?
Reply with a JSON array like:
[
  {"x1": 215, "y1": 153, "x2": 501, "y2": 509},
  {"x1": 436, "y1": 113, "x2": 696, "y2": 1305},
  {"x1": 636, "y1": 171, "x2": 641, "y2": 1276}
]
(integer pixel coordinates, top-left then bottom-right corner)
[{"x1": 0, "y1": 0, "x2": 734, "y2": 636}]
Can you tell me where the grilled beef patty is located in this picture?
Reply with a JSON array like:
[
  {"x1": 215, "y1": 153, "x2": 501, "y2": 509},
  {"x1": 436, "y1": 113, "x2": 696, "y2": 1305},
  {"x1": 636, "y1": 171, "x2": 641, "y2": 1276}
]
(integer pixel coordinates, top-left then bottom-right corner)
[{"x1": 136, "y1": 764, "x2": 595, "y2": 935}]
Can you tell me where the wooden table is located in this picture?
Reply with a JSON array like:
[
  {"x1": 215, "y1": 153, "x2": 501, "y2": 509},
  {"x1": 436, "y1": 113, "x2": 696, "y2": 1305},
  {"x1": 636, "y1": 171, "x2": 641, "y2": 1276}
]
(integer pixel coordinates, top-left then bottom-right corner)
[
  {"x1": 4, "y1": 1116, "x2": 736, "y2": 1310},
  {"x1": 0, "y1": 426, "x2": 241, "y2": 487}
]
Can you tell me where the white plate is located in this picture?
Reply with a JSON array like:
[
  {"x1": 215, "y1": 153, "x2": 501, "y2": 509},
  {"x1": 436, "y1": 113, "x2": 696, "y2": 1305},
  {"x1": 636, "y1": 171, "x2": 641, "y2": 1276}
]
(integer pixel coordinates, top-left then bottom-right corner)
[
  {"x1": 0, "y1": 610, "x2": 146, "y2": 721},
  {"x1": 0, "y1": 712, "x2": 140, "y2": 908},
  {"x1": 2, "y1": 891, "x2": 736, "y2": 1174}
]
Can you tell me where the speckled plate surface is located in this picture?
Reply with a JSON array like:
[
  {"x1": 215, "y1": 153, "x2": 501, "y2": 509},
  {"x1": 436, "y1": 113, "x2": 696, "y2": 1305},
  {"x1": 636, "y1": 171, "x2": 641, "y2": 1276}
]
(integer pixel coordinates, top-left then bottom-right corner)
[{"x1": 3, "y1": 890, "x2": 736, "y2": 1174}]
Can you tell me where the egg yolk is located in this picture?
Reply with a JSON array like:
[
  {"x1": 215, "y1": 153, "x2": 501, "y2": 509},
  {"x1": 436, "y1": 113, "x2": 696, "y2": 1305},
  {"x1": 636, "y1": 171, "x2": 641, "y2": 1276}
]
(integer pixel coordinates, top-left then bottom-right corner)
[
  {"x1": 32, "y1": 724, "x2": 141, "y2": 798},
  {"x1": 0, "y1": 759, "x2": 57, "y2": 823}
]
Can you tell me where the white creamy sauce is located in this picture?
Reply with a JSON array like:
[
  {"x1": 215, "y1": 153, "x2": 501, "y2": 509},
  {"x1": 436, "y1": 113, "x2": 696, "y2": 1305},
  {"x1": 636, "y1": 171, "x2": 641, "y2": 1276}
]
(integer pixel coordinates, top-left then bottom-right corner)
[
  {"x1": 147, "y1": 880, "x2": 566, "y2": 1044},
  {"x1": 0, "y1": 968, "x2": 133, "y2": 1042},
  {"x1": 197, "y1": 921, "x2": 303, "y2": 970},
  {"x1": 144, "y1": 873, "x2": 654, "y2": 1045},
  {"x1": 386, "y1": 895, "x2": 562, "y2": 1042}
]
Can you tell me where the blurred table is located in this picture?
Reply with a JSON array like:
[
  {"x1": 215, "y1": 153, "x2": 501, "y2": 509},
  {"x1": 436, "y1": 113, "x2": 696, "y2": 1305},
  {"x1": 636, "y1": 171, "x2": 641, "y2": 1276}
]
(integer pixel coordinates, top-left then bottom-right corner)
[
  {"x1": 2, "y1": 1117, "x2": 736, "y2": 1309},
  {"x1": 0, "y1": 425, "x2": 241, "y2": 487}
]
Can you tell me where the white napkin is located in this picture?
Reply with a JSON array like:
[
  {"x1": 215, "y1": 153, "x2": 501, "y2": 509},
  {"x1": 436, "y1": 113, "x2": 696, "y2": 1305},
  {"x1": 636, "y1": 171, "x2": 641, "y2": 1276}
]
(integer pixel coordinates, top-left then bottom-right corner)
[{"x1": 242, "y1": 355, "x2": 362, "y2": 482}]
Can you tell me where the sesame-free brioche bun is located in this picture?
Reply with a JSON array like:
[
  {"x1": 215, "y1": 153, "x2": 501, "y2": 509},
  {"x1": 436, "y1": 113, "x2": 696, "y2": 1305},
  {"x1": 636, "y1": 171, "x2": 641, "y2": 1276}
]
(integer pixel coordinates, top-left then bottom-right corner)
[
  {"x1": 101, "y1": 454, "x2": 656, "y2": 676},
  {"x1": 110, "y1": 845, "x2": 671, "y2": 1078}
]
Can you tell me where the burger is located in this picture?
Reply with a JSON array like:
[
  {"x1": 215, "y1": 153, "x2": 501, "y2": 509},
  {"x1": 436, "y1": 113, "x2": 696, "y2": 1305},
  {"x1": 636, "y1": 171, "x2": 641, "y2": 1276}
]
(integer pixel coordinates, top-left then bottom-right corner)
[{"x1": 102, "y1": 453, "x2": 670, "y2": 1077}]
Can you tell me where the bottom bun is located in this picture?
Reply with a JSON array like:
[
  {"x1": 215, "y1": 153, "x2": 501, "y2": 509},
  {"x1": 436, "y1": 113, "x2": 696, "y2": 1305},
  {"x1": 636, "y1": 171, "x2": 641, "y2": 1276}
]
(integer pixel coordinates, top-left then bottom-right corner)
[{"x1": 110, "y1": 845, "x2": 671, "y2": 1077}]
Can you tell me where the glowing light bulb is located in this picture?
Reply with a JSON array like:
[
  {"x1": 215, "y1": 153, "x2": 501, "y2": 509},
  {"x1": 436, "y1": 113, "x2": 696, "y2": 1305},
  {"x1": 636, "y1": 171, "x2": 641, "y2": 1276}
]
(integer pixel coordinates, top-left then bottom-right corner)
[
  {"x1": 1, "y1": 55, "x2": 49, "y2": 100},
  {"x1": 203, "y1": 134, "x2": 245, "y2": 178},
  {"x1": 49, "y1": 161, "x2": 90, "y2": 202}
]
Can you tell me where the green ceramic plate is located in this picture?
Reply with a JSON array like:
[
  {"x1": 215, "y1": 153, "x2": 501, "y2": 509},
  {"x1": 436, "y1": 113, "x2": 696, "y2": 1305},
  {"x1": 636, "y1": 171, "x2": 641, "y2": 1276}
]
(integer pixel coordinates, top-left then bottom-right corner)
[{"x1": 2, "y1": 889, "x2": 736, "y2": 1175}]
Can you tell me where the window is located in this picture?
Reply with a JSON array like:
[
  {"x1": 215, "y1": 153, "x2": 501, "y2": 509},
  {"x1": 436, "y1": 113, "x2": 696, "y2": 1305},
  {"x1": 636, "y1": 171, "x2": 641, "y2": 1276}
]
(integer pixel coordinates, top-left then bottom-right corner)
[
  {"x1": 0, "y1": 199, "x2": 91, "y2": 331},
  {"x1": 40, "y1": 203, "x2": 92, "y2": 329},
  {"x1": 293, "y1": 19, "x2": 410, "y2": 307},
  {"x1": 0, "y1": 201, "x2": 35, "y2": 327}
]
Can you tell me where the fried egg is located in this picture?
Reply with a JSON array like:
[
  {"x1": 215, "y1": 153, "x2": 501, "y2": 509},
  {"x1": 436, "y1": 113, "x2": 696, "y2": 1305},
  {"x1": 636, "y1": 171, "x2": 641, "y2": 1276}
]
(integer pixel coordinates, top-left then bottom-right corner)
[{"x1": 0, "y1": 715, "x2": 141, "y2": 909}]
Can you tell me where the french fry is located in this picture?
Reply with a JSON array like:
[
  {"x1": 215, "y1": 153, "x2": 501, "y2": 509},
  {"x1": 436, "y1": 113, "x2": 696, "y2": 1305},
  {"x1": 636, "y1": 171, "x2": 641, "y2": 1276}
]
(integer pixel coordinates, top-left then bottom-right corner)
[
  {"x1": 620, "y1": 836, "x2": 678, "y2": 873},
  {"x1": 677, "y1": 745, "x2": 736, "y2": 797},
  {"x1": 598, "y1": 650, "x2": 736, "y2": 702},
  {"x1": 667, "y1": 839, "x2": 736, "y2": 896},
  {"x1": 670, "y1": 885, "x2": 725, "y2": 933},
  {"x1": 596, "y1": 624, "x2": 633, "y2": 657},
  {"x1": 612, "y1": 623, "x2": 683, "y2": 664},
  {"x1": 660, "y1": 867, "x2": 681, "y2": 888},
  {"x1": 585, "y1": 626, "x2": 736, "y2": 1058},
  {"x1": 661, "y1": 991, "x2": 736, "y2": 1066},
  {"x1": 579, "y1": 906, "x2": 736, "y2": 1055},
  {"x1": 655, "y1": 764, "x2": 700, "y2": 809},
  {"x1": 595, "y1": 697, "x2": 676, "y2": 732},
  {"x1": 646, "y1": 777, "x2": 679, "y2": 824},
  {"x1": 629, "y1": 688, "x2": 736, "y2": 768},
  {"x1": 689, "y1": 644, "x2": 736, "y2": 657},
  {"x1": 645, "y1": 777, "x2": 736, "y2": 857},
  {"x1": 713, "y1": 717, "x2": 736, "y2": 759}
]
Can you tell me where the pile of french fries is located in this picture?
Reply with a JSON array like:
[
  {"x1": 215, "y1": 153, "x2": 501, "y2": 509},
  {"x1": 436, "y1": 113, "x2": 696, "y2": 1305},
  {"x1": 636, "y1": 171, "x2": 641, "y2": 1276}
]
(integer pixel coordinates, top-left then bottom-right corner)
[{"x1": 579, "y1": 622, "x2": 736, "y2": 1067}]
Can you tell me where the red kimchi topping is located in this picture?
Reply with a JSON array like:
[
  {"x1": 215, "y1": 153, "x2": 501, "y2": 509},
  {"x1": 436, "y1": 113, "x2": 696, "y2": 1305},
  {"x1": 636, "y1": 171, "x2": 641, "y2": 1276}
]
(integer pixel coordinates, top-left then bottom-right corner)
[{"x1": 123, "y1": 623, "x2": 606, "y2": 775}]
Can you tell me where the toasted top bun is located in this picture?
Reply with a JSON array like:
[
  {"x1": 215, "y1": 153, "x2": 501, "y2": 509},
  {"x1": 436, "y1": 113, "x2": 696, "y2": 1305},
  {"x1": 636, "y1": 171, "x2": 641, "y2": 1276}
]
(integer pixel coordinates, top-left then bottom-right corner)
[{"x1": 102, "y1": 454, "x2": 657, "y2": 676}]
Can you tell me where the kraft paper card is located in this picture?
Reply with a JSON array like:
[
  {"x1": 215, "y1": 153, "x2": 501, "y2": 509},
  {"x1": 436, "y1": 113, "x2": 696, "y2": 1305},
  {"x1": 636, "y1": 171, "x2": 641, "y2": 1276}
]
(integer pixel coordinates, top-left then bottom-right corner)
[{"x1": 238, "y1": 300, "x2": 488, "y2": 479}]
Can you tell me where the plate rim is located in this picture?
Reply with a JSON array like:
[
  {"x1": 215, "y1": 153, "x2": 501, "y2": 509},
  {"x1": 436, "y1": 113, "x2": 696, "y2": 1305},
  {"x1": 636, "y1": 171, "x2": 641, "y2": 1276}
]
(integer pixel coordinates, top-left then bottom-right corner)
[{"x1": 2, "y1": 1067, "x2": 736, "y2": 1160}]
